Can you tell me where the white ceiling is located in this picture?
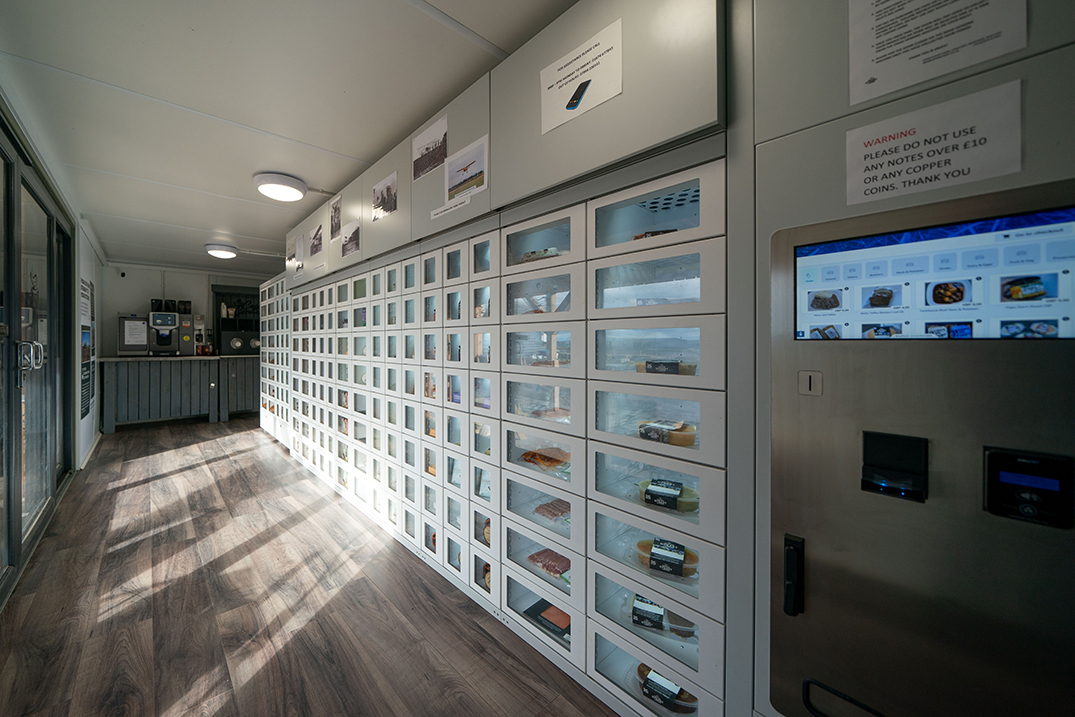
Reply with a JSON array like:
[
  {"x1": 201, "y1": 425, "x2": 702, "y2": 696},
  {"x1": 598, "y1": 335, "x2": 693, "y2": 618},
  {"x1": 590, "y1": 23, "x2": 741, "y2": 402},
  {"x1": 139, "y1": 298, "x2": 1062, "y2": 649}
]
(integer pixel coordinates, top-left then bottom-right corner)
[{"x1": 0, "y1": 0, "x2": 576, "y2": 276}]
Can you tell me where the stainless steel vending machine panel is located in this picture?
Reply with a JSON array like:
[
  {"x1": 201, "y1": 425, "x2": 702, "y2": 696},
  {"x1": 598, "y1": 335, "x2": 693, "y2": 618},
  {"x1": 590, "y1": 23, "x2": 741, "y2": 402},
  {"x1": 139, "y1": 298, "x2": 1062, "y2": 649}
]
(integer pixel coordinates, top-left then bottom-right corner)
[{"x1": 769, "y1": 181, "x2": 1075, "y2": 717}]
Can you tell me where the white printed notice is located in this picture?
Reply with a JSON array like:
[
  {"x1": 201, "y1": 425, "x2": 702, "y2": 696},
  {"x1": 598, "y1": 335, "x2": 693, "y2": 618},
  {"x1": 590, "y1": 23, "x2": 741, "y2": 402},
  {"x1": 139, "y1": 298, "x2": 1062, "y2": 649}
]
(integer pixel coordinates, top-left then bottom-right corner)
[
  {"x1": 540, "y1": 19, "x2": 622, "y2": 135},
  {"x1": 849, "y1": 0, "x2": 1026, "y2": 105},
  {"x1": 846, "y1": 81, "x2": 1021, "y2": 205}
]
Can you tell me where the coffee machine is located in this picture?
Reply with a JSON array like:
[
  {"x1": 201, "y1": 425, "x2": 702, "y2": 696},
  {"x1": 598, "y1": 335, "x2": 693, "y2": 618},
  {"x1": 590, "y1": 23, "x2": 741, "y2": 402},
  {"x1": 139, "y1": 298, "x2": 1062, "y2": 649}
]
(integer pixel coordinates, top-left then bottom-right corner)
[{"x1": 148, "y1": 298, "x2": 194, "y2": 356}]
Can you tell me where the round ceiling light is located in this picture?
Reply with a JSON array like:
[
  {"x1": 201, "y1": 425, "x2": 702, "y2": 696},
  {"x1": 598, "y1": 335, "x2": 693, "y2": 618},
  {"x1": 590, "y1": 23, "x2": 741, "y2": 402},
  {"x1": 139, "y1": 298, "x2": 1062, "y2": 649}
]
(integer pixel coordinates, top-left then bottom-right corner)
[
  {"x1": 254, "y1": 172, "x2": 307, "y2": 202},
  {"x1": 205, "y1": 243, "x2": 238, "y2": 259}
]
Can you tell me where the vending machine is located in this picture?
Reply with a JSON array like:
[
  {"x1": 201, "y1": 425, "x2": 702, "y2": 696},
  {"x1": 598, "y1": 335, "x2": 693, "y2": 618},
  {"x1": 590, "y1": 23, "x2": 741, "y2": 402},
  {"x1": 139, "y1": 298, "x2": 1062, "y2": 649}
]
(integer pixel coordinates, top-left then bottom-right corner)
[{"x1": 769, "y1": 180, "x2": 1074, "y2": 716}]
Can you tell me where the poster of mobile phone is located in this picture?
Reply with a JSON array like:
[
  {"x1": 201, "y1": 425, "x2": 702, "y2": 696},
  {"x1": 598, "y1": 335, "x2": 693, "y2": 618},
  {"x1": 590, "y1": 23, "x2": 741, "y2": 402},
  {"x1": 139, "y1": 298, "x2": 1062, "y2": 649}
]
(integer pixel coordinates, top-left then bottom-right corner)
[{"x1": 540, "y1": 18, "x2": 622, "y2": 135}]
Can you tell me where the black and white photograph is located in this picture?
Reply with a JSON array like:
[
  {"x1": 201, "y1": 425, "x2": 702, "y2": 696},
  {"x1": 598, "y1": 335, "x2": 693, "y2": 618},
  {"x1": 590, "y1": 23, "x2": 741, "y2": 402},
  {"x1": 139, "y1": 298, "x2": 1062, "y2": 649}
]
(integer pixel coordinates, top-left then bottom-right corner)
[
  {"x1": 330, "y1": 195, "x2": 342, "y2": 241},
  {"x1": 341, "y1": 219, "x2": 360, "y2": 258},
  {"x1": 309, "y1": 223, "x2": 323, "y2": 256},
  {"x1": 372, "y1": 171, "x2": 398, "y2": 222},
  {"x1": 446, "y1": 135, "x2": 488, "y2": 203},
  {"x1": 412, "y1": 115, "x2": 447, "y2": 181}
]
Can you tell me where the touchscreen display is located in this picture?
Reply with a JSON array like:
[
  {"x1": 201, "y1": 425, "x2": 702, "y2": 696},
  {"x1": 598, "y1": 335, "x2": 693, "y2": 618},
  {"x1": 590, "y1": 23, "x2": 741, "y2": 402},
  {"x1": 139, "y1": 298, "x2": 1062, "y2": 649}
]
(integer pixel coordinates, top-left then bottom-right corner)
[{"x1": 795, "y1": 207, "x2": 1075, "y2": 339}]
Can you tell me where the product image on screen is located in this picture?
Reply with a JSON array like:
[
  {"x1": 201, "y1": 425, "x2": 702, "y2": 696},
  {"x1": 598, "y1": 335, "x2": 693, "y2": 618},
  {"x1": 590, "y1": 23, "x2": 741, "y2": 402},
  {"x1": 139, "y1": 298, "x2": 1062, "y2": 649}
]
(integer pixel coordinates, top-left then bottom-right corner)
[{"x1": 795, "y1": 206, "x2": 1075, "y2": 339}]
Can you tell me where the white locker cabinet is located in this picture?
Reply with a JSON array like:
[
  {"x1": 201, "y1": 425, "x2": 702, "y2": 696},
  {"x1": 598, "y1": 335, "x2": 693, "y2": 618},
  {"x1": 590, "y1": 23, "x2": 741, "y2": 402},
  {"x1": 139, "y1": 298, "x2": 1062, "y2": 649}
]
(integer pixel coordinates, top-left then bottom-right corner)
[
  {"x1": 443, "y1": 286, "x2": 470, "y2": 328},
  {"x1": 402, "y1": 401, "x2": 420, "y2": 438},
  {"x1": 371, "y1": 333, "x2": 385, "y2": 361},
  {"x1": 402, "y1": 331, "x2": 420, "y2": 365},
  {"x1": 587, "y1": 623, "x2": 723, "y2": 717},
  {"x1": 384, "y1": 427, "x2": 402, "y2": 463},
  {"x1": 444, "y1": 450, "x2": 469, "y2": 498},
  {"x1": 471, "y1": 503, "x2": 499, "y2": 560},
  {"x1": 588, "y1": 381, "x2": 726, "y2": 469},
  {"x1": 502, "y1": 263, "x2": 587, "y2": 324},
  {"x1": 502, "y1": 322, "x2": 586, "y2": 380},
  {"x1": 386, "y1": 332, "x2": 404, "y2": 364},
  {"x1": 444, "y1": 409, "x2": 468, "y2": 455},
  {"x1": 402, "y1": 295, "x2": 420, "y2": 329},
  {"x1": 402, "y1": 469, "x2": 420, "y2": 509},
  {"x1": 402, "y1": 368, "x2": 420, "y2": 401},
  {"x1": 469, "y1": 544, "x2": 500, "y2": 610},
  {"x1": 502, "y1": 375, "x2": 587, "y2": 438},
  {"x1": 470, "y1": 279, "x2": 500, "y2": 326},
  {"x1": 444, "y1": 492, "x2": 468, "y2": 538},
  {"x1": 352, "y1": 414, "x2": 370, "y2": 448},
  {"x1": 384, "y1": 262, "x2": 403, "y2": 298},
  {"x1": 443, "y1": 328, "x2": 469, "y2": 370},
  {"x1": 371, "y1": 365, "x2": 385, "y2": 395},
  {"x1": 421, "y1": 367, "x2": 443, "y2": 406},
  {"x1": 470, "y1": 370, "x2": 501, "y2": 420},
  {"x1": 588, "y1": 238, "x2": 726, "y2": 320},
  {"x1": 353, "y1": 303, "x2": 369, "y2": 331},
  {"x1": 385, "y1": 365, "x2": 402, "y2": 398},
  {"x1": 586, "y1": 161, "x2": 727, "y2": 261},
  {"x1": 418, "y1": 249, "x2": 440, "y2": 291},
  {"x1": 352, "y1": 274, "x2": 369, "y2": 302},
  {"x1": 335, "y1": 332, "x2": 350, "y2": 358},
  {"x1": 401, "y1": 257, "x2": 421, "y2": 294},
  {"x1": 402, "y1": 436, "x2": 419, "y2": 473},
  {"x1": 502, "y1": 518, "x2": 585, "y2": 613},
  {"x1": 420, "y1": 329, "x2": 441, "y2": 366},
  {"x1": 588, "y1": 442, "x2": 726, "y2": 547},
  {"x1": 503, "y1": 469, "x2": 587, "y2": 556},
  {"x1": 588, "y1": 503, "x2": 724, "y2": 618},
  {"x1": 443, "y1": 533, "x2": 470, "y2": 587},
  {"x1": 384, "y1": 461, "x2": 401, "y2": 499},
  {"x1": 470, "y1": 230, "x2": 501, "y2": 280},
  {"x1": 370, "y1": 267, "x2": 385, "y2": 300},
  {"x1": 385, "y1": 297, "x2": 402, "y2": 330},
  {"x1": 471, "y1": 458, "x2": 501, "y2": 514},
  {"x1": 402, "y1": 506, "x2": 421, "y2": 548},
  {"x1": 335, "y1": 279, "x2": 351, "y2": 306},
  {"x1": 588, "y1": 564, "x2": 724, "y2": 694},
  {"x1": 470, "y1": 415, "x2": 501, "y2": 466},
  {"x1": 503, "y1": 566, "x2": 586, "y2": 669},
  {"x1": 421, "y1": 442, "x2": 443, "y2": 486},
  {"x1": 422, "y1": 517, "x2": 443, "y2": 564},
  {"x1": 336, "y1": 306, "x2": 352, "y2": 332},
  {"x1": 421, "y1": 290, "x2": 442, "y2": 327},
  {"x1": 422, "y1": 405, "x2": 443, "y2": 447},
  {"x1": 420, "y1": 478, "x2": 442, "y2": 521},
  {"x1": 371, "y1": 301, "x2": 386, "y2": 330},
  {"x1": 502, "y1": 205, "x2": 586, "y2": 275},
  {"x1": 502, "y1": 423, "x2": 587, "y2": 497},
  {"x1": 443, "y1": 240, "x2": 470, "y2": 287},
  {"x1": 385, "y1": 496, "x2": 401, "y2": 534},
  {"x1": 589, "y1": 316, "x2": 726, "y2": 391},
  {"x1": 470, "y1": 326, "x2": 501, "y2": 371},
  {"x1": 353, "y1": 334, "x2": 369, "y2": 360}
]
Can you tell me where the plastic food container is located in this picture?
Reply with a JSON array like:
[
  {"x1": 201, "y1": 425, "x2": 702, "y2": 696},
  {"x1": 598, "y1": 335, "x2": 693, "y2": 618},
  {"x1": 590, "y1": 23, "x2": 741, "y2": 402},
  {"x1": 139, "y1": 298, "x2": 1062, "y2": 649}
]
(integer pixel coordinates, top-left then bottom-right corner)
[
  {"x1": 634, "y1": 361, "x2": 698, "y2": 376},
  {"x1": 635, "y1": 539, "x2": 699, "y2": 578},
  {"x1": 637, "y1": 480, "x2": 700, "y2": 513},
  {"x1": 620, "y1": 593, "x2": 698, "y2": 639},
  {"x1": 638, "y1": 421, "x2": 697, "y2": 447},
  {"x1": 630, "y1": 662, "x2": 699, "y2": 714}
]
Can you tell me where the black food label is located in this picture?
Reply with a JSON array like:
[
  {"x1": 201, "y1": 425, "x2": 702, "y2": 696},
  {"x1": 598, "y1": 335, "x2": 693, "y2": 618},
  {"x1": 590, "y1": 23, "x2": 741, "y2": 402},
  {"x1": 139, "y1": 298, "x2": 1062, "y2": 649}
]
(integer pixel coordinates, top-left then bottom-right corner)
[
  {"x1": 644, "y1": 479, "x2": 683, "y2": 510},
  {"x1": 631, "y1": 594, "x2": 665, "y2": 630},
  {"x1": 641, "y1": 669, "x2": 680, "y2": 710},
  {"x1": 645, "y1": 360, "x2": 679, "y2": 374},
  {"x1": 649, "y1": 538, "x2": 686, "y2": 577}
]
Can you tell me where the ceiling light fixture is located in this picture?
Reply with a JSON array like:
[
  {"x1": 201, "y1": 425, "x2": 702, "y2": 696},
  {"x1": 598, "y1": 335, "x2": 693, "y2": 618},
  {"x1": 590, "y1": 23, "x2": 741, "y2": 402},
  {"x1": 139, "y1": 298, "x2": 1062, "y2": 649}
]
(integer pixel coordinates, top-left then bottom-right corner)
[
  {"x1": 205, "y1": 243, "x2": 239, "y2": 259},
  {"x1": 254, "y1": 172, "x2": 307, "y2": 202}
]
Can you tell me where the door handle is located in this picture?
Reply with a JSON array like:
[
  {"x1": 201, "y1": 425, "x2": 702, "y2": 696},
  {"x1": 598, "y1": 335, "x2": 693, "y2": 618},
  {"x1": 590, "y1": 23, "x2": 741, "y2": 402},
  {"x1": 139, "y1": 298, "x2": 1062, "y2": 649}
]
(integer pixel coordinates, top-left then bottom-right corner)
[
  {"x1": 32, "y1": 341, "x2": 44, "y2": 369},
  {"x1": 783, "y1": 534, "x2": 805, "y2": 616}
]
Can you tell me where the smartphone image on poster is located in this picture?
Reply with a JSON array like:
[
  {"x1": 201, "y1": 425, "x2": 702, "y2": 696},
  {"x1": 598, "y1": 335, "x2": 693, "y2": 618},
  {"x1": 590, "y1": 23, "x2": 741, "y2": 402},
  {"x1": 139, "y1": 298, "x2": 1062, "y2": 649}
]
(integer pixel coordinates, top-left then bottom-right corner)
[{"x1": 566, "y1": 80, "x2": 591, "y2": 110}]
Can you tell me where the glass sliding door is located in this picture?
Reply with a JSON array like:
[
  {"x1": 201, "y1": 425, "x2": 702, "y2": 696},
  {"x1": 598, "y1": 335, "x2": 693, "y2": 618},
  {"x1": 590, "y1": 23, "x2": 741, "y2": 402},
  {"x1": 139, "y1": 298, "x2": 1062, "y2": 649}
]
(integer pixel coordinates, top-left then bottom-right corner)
[
  {"x1": 0, "y1": 155, "x2": 7, "y2": 569},
  {"x1": 19, "y1": 185, "x2": 51, "y2": 536}
]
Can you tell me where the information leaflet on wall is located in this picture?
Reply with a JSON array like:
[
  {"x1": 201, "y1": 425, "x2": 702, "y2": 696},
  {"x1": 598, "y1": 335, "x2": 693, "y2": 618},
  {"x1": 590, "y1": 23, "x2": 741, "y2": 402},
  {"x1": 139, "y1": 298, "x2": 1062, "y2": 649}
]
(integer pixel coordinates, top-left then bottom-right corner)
[
  {"x1": 849, "y1": 0, "x2": 1026, "y2": 105},
  {"x1": 846, "y1": 81, "x2": 1020, "y2": 206},
  {"x1": 540, "y1": 19, "x2": 622, "y2": 135},
  {"x1": 795, "y1": 206, "x2": 1075, "y2": 340}
]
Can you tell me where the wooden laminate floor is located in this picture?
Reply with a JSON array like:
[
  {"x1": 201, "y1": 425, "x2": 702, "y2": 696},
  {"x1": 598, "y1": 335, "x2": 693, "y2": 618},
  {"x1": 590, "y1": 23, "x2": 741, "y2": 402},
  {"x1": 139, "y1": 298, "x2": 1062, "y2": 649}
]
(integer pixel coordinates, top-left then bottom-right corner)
[{"x1": 0, "y1": 417, "x2": 619, "y2": 717}]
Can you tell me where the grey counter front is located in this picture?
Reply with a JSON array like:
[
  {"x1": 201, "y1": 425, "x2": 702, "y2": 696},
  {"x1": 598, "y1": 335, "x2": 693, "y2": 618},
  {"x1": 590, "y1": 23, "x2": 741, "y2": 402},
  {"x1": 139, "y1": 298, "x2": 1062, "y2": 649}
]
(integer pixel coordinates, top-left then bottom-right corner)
[{"x1": 100, "y1": 356, "x2": 259, "y2": 433}]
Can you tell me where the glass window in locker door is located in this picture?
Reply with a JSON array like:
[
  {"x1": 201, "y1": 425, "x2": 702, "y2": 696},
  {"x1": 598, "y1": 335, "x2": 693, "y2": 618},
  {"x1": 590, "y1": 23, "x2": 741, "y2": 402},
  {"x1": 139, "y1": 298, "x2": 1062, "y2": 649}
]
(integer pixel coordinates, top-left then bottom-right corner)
[
  {"x1": 506, "y1": 330, "x2": 572, "y2": 369},
  {"x1": 595, "y1": 327, "x2": 700, "y2": 376},
  {"x1": 506, "y1": 380, "x2": 572, "y2": 426},
  {"x1": 595, "y1": 253, "x2": 701, "y2": 310},
  {"x1": 505, "y1": 273, "x2": 571, "y2": 317},
  {"x1": 593, "y1": 451, "x2": 701, "y2": 525},
  {"x1": 473, "y1": 285, "x2": 491, "y2": 320},
  {"x1": 595, "y1": 389, "x2": 701, "y2": 451},
  {"x1": 446, "y1": 246, "x2": 464, "y2": 282},
  {"x1": 473, "y1": 465, "x2": 493, "y2": 503},
  {"x1": 506, "y1": 575, "x2": 572, "y2": 650},
  {"x1": 506, "y1": 216, "x2": 572, "y2": 267},
  {"x1": 506, "y1": 478, "x2": 573, "y2": 541},
  {"x1": 473, "y1": 237, "x2": 492, "y2": 274},
  {"x1": 505, "y1": 429, "x2": 573, "y2": 484},
  {"x1": 445, "y1": 453, "x2": 465, "y2": 492}
]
